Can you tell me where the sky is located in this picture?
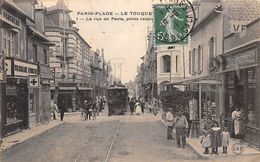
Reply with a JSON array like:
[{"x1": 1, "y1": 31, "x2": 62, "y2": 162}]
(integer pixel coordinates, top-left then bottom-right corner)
[{"x1": 40, "y1": 0, "x2": 161, "y2": 83}]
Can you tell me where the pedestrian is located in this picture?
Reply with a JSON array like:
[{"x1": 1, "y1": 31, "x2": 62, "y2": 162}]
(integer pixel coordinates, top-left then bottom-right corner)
[
  {"x1": 59, "y1": 100, "x2": 65, "y2": 121},
  {"x1": 52, "y1": 102, "x2": 59, "y2": 120},
  {"x1": 174, "y1": 111, "x2": 189, "y2": 148},
  {"x1": 92, "y1": 100, "x2": 97, "y2": 120},
  {"x1": 135, "y1": 101, "x2": 142, "y2": 115},
  {"x1": 221, "y1": 127, "x2": 230, "y2": 154},
  {"x1": 129, "y1": 98, "x2": 136, "y2": 115},
  {"x1": 82, "y1": 100, "x2": 88, "y2": 120},
  {"x1": 140, "y1": 99, "x2": 145, "y2": 114},
  {"x1": 166, "y1": 108, "x2": 174, "y2": 140},
  {"x1": 201, "y1": 130, "x2": 212, "y2": 154},
  {"x1": 211, "y1": 121, "x2": 222, "y2": 154}
]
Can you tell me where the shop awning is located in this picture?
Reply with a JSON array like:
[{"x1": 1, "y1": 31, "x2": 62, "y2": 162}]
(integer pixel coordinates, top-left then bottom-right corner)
[
  {"x1": 77, "y1": 87, "x2": 93, "y2": 91},
  {"x1": 59, "y1": 87, "x2": 77, "y2": 90},
  {"x1": 173, "y1": 74, "x2": 222, "y2": 85}
]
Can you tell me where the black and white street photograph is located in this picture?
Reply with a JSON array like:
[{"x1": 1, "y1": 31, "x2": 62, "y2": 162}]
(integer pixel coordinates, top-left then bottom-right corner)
[{"x1": 0, "y1": 0, "x2": 260, "y2": 161}]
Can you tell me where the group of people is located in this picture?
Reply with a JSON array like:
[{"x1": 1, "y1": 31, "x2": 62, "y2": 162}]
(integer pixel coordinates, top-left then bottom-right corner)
[
  {"x1": 166, "y1": 108, "x2": 231, "y2": 154},
  {"x1": 82, "y1": 96, "x2": 106, "y2": 120},
  {"x1": 51, "y1": 102, "x2": 64, "y2": 121},
  {"x1": 129, "y1": 97, "x2": 145, "y2": 115},
  {"x1": 166, "y1": 109, "x2": 189, "y2": 148},
  {"x1": 200, "y1": 122, "x2": 230, "y2": 155}
]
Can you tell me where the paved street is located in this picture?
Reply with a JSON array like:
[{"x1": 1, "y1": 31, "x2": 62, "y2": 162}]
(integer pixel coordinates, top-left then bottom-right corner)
[
  {"x1": 1, "y1": 109, "x2": 200, "y2": 162},
  {"x1": 1, "y1": 109, "x2": 260, "y2": 162}
]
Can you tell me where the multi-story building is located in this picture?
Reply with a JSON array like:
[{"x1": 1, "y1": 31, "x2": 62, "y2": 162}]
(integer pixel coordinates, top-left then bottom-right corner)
[
  {"x1": 90, "y1": 49, "x2": 106, "y2": 97},
  {"x1": 142, "y1": 31, "x2": 157, "y2": 101},
  {"x1": 156, "y1": 44, "x2": 191, "y2": 95},
  {"x1": 182, "y1": 0, "x2": 260, "y2": 148},
  {"x1": 45, "y1": 0, "x2": 93, "y2": 111},
  {"x1": 0, "y1": 0, "x2": 53, "y2": 136},
  {"x1": 222, "y1": 18, "x2": 260, "y2": 149}
]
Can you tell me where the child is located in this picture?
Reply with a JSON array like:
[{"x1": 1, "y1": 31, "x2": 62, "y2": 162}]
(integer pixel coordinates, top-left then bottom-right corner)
[
  {"x1": 211, "y1": 121, "x2": 222, "y2": 155},
  {"x1": 221, "y1": 127, "x2": 230, "y2": 154},
  {"x1": 201, "y1": 130, "x2": 212, "y2": 154}
]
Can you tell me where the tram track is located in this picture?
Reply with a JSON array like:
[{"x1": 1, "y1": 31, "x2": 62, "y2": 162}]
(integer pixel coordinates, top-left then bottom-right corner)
[{"x1": 74, "y1": 120, "x2": 121, "y2": 162}]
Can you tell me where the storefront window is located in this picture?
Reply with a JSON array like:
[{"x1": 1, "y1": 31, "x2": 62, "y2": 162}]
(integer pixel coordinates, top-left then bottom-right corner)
[
  {"x1": 247, "y1": 68, "x2": 256, "y2": 125},
  {"x1": 6, "y1": 98, "x2": 18, "y2": 124}
]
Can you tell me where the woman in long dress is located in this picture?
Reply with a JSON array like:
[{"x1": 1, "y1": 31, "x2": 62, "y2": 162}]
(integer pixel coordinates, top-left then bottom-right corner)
[
  {"x1": 232, "y1": 107, "x2": 242, "y2": 137},
  {"x1": 135, "y1": 101, "x2": 142, "y2": 115}
]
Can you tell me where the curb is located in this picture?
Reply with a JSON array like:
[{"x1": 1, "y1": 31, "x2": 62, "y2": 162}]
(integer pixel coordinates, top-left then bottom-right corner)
[
  {"x1": 1, "y1": 122, "x2": 63, "y2": 152},
  {"x1": 160, "y1": 118, "x2": 209, "y2": 159},
  {"x1": 160, "y1": 119, "x2": 260, "y2": 159}
]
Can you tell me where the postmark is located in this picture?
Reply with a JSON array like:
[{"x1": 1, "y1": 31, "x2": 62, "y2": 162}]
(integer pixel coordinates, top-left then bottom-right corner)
[
  {"x1": 231, "y1": 143, "x2": 244, "y2": 154},
  {"x1": 154, "y1": 0, "x2": 196, "y2": 45}
]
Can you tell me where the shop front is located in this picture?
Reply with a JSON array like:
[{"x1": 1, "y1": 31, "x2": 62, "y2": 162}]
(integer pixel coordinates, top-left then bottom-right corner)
[
  {"x1": 4, "y1": 58, "x2": 38, "y2": 135},
  {"x1": 77, "y1": 87, "x2": 93, "y2": 110},
  {"x1": 57, "y1": 83, "x2": 77, "y2": 112},
  {"x1": 181, "y1": 74, "x2": 223, "y2": 136},
  {"x1": 223, "y1": 42, "x2": 260, "y2": 148}
]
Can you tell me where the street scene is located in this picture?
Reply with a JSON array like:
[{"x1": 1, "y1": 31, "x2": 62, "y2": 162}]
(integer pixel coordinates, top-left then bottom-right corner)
[{"x1": 1, "y1": 0, "x2": 260, "y2": 162}]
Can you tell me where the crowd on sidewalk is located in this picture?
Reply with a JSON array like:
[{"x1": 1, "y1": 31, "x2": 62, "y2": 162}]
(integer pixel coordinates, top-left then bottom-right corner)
[{"x1": 165, "y1": 108, "x2": 232, "y2": 155}]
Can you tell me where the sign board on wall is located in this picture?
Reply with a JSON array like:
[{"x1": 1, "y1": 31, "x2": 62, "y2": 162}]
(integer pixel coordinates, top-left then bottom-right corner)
[
  {"x1": 5, "y1": 58, "x2": 38, "y2": 77},
  {"x1": 0, "y1": 55, "x2": 4, "y2": 81},
  {"x1": 230, "y1": 21, "x2": 250, "y2": 33},
  {"x1": 28, "y1": 75, "x2": 39, "y2": 88}
]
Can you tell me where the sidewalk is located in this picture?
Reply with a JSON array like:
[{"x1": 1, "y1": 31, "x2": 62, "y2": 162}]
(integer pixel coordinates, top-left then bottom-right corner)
[
  {"x1": 161, "y1": 118, "x2": 260, "y2": 159},
  {"x1": 0, "y1": 112, "x2": 79, "y2": 152}
]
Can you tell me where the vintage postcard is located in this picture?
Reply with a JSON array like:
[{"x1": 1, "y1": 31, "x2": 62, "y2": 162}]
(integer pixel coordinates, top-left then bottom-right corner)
[{"x1": 0, "y1": 0, "x2": 260, "y2": 162}]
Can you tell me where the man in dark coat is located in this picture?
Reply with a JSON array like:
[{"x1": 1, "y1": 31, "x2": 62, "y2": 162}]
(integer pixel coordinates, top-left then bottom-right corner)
[
  {"x1": 59, "y1": 100, "x2": 65, "y2": 121},
  {"x1": 129, "y1": 98, "x2": 136, "y2": 115}
]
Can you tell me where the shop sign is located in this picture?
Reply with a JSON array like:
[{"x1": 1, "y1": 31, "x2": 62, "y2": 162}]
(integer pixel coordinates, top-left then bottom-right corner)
[
  {"x1": 230, "y1": 21, "x2": 250, "y2": 33},
  {"x1": 225, "y1": 48, "x2": 258, "y2": 71},
  {"x1": 28, "y1": 75, "x2": 39, "y2": 88},
  {"x1": 39, "y1": 64, "x2": 51, "y2": 79},
  {"x1": 0, "y1": 55, "x2": 4, "y2": 81},
  {"x1": 5, "y1": 59, "x2": 12, "y2": 76}
]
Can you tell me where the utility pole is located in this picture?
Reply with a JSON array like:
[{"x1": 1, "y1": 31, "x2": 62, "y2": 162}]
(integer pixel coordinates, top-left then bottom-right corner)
[{"x1": 111, "y1": 58, "x2": 124, "y2": 83}]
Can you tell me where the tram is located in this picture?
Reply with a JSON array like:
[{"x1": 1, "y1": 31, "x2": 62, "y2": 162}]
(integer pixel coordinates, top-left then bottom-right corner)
[{"x1": 107, "y1": 86, "x2": 128, "y2": 116}]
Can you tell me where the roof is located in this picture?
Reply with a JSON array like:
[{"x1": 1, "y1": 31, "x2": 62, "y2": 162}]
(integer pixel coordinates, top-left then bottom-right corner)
[
  {"x1": 27, "y1": 26, "x2": 55, "y2": 45},
  {"x1": 2, "y1": 0, "x2": 33, "y2": 21},
  {"x1": 47, "y1": 0, "x2": 72, "y2": 13},
  {"x1": 191, "y1": 3, "x2": 222, "y2": 35}
]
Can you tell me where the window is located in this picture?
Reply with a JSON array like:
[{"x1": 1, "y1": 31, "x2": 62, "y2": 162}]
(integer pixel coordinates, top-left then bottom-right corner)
[
  {"x1": 189, "y1": 51, "x2": 191, "y2": 74},
  {"x1": 192, "y1": 49, "x2": 196, "y2": 74},
  {"x1": 62, "y1": 35, "x2": 68, "y2": 57},
  {"x1": 32, "y1": 44, "x2": 37, "y2": 62},
  {"x1": 162, "y1": 55, "x2": 171, "y2": 73},
  {"x1": 247, "y1": 68, "x2": 256, "y2": 125},
  {"x1": 43, "y1": 49, "x2": 48, "y2": 64},
  {"x1": 176, "y1": 55, "x2": 178, "y2": 73},
  {"x1": 2, "y1": 29, "x2": 17, "y2": 57},
  {"x1": 197, "y1": 45, "x2": 203, "y2": 72},
  {"x1": 209, "y1": 36, "x2": 216, "y2": 60}
]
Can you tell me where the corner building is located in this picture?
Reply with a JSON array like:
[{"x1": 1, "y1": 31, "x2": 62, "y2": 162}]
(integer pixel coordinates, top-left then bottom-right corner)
[{"x1": 45, "y1": 0, "x2": 93, "y2": 112}]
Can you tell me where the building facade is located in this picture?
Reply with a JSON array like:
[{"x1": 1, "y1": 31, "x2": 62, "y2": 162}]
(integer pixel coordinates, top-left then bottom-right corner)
[
  {"x1": 45, "y1": 0, "x2": 93, "y2": 111},
  {"x1": 156, "y1": 44, "x2": 191, "y2": 95},
  {"x1": 0, "y1": 0, "x2": 53, "y2": 136},
  {"x1": 222, "y1": 18, "x2": 260, "y2": 149},
  {"x1": 182, "y1": 0, "x2": 260, "y2": 148}
]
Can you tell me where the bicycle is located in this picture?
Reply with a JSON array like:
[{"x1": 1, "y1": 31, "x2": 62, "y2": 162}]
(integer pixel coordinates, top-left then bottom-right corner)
[
  {"x1": 41, "y1": 110, "x2": 49, "y2": 125},
  {"x1": 81, "y1": 108, "x2": 87, "y2": 120}
]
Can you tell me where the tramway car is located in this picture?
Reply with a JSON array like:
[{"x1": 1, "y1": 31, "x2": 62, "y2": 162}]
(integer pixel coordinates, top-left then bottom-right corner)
[{"x1": 107, "y1": 86, "x2": 128, "y2": 116}]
